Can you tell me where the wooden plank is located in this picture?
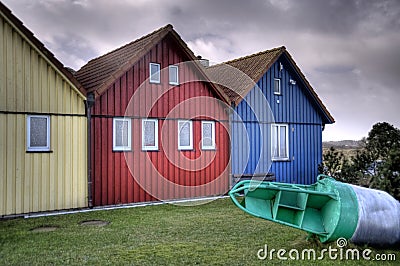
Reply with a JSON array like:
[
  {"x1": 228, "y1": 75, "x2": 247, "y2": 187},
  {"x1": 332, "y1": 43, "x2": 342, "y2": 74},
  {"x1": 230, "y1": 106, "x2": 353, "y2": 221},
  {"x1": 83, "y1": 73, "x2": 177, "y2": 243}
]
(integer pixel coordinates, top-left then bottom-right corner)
[
  {"x1": 156, "y1": 120, "x2": 163, "y2": 200},
  {"x1": 76, "y1": 117, "x2": 84, "y2": 207},
  {"x1": 31, "y1": 153, "x2": 39, "y2": 212},
  {"x1": 23, "y1": 125, "x2": 31, "y2": 214},
  {"x1": 82, "y1": 118, "x2": 88, "y2": 206},
  {"x1": 32, "y1": 54, "x2": 41, "y2": 112},
  {"x1": 119, "y1": 74, "x2": 125, "y2": 117},
  {"x1": 92, "y1": 118, "x2": 99, "y2": 205},
  {"x1": 48, "y1": 69, "x2": 57, "y2": 113},
  {"x1": 100, "y1": 118, "x2": 108, "y2": 205},
  {"x1": 0, "y1": 17, "x2": 5, "y2": 110},
  {"x1": 5, "y1": 115, "x2": 15, "y2": 214},
  {"x1": 106, "y1": 91, "x2": 114, "y2": 204},
  {"x1": 14, "y1": 31, "x2": 23, "y2": 111},
  {"x1": 55, "y1": 116, "x2": 63, "y2": 208},
  {"x1": 0, "y1": 115, "x2": 6, "y2": 215},
  {"x1": 132, "y1": 118, "x2": 140, "y2": 203},
  {"x1": 64, "y1": 116, "x2": 72, "y2": 208},
  {"x1": 49, "y1": 116, "x2": 57, "y2": 210},
  {"x1": 114, "y1": 148, "x2": 121, "y2": 204},
  {"x1": 40, "y1": 57, "x2": 48, "y2": 112},
  {"x1": 14, "y1": 115, "x2": 24, "y2": 214},
  {"x1": 6, "y1": 23, "x2": 14, "y2": 111},
  {"x1": 23, "y1": 41, "x2": 31, "y2": 111},
  {"x1": 42, "y1": 145, "x2": 49, "y2": 211},
  {"x1": 71, "y1": 116, "x2": 79, "y2": 207}
]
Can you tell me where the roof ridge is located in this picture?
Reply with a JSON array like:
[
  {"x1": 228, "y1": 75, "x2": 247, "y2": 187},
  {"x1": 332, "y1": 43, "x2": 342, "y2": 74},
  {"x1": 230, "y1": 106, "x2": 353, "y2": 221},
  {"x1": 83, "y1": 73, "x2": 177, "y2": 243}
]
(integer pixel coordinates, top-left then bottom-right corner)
[
  {"x1": 208, "y1": 46, "x2": 285, "y2": 68},
  {"x1": 84, "y1": 24, "x2": 173, "y2": 65}
]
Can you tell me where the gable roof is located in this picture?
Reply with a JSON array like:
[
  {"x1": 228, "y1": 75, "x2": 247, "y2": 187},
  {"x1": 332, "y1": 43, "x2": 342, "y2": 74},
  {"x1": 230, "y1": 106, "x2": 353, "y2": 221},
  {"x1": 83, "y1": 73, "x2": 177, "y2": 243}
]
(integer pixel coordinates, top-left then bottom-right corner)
[
  {"x1": 0, "y1": 2, "x2": 85, "y2": 98},
  {"x1": 206, "y1": 47, "x2": 285, "y2": 105},
  {"x1": 206, "y1": 47, "x2": 335, "y2": 124},
  {"x1": 75, "y1": 24, "x2": 230, "y2": 103}
]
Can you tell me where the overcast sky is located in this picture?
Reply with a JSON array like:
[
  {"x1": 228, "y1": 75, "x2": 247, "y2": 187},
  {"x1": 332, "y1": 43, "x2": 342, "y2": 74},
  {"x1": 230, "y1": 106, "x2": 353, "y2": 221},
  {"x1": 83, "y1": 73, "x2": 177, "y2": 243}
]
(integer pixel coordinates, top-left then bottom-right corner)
[{"x1": 3, "y1": 0, "x2": 400, "y2": 141}]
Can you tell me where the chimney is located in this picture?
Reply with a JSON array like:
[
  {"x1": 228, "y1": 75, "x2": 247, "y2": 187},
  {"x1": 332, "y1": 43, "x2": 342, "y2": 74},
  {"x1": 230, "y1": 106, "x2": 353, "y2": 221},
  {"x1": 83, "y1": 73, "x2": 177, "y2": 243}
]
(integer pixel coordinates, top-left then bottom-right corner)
[{"x1": 196, "y1": 55, "x2": 210, "y2": 67}]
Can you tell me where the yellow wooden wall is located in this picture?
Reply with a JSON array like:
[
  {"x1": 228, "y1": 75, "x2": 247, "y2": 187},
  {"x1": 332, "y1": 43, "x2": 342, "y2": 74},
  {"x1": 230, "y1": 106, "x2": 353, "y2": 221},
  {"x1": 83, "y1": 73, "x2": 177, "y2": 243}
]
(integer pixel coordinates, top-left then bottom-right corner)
[{"x1": 0, "y1": 12, "x2": 87, "y2": 216}]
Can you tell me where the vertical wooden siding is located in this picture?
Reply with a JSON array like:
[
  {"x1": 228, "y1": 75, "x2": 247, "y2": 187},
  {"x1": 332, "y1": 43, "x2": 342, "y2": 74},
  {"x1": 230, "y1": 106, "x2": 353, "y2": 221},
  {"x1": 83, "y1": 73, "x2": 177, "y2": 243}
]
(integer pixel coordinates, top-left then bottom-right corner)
[
  {"x1": 91, "y1": 36, "x2": 230, "y2": 206},
  {"x1": 231, "y1": 59, "x2": 323, "y2": 184},
  {"x1": 0, "y1": 14, "x2": 87, "y2": 216}
]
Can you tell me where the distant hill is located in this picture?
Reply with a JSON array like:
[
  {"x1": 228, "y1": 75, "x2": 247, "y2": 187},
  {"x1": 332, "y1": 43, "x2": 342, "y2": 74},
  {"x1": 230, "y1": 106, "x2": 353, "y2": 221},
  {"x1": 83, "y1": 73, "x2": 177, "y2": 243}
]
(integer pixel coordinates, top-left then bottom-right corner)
[{"x1": 323, "y1": 140, "x2": 364, "y2": 149}]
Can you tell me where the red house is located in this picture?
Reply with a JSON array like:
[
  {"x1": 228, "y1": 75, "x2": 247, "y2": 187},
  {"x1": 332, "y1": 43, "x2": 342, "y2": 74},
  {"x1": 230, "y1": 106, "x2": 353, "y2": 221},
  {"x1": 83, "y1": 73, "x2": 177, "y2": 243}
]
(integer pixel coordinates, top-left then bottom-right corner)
[{"x1": 76, "y1": 25, "x2": 231, "y2": 206}]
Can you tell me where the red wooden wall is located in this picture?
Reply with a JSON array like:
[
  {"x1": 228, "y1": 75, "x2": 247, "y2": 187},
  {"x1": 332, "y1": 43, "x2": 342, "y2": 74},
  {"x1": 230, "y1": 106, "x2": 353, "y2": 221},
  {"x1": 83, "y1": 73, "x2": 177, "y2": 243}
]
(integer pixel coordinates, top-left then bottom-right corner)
[{"x1": 90, "y1": 35, "x2": 230, "y2": 206}]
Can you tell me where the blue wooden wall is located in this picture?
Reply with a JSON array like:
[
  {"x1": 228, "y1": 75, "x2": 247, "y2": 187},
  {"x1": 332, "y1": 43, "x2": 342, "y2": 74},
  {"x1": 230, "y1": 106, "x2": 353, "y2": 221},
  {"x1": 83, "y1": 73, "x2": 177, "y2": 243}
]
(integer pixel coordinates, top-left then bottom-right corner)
[{"x1": 231, "y1": 56, "x2": 324, "y2": 184}]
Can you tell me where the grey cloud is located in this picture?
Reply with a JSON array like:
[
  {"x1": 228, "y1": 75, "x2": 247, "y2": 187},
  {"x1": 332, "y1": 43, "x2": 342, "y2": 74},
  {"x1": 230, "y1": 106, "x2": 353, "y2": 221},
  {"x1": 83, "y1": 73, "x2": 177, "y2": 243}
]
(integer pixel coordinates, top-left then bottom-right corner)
[
  {"x1": 49, "y1": 34, "x2": 98, "y2": 69},
  {"x1": 314, "y1": 64, "x2": 356, "y2": 74},
  {"x1": 2, "y1": 0, "x2": 400, "y2": 140}
]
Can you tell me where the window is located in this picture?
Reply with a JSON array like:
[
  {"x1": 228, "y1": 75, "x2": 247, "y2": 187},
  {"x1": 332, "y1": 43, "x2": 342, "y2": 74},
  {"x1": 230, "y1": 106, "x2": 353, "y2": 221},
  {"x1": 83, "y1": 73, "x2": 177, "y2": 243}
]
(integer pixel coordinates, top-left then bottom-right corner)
[
  {"x1": 113, "y1": 118, "x2": 131, "y2": 151},
  {"x1": 169, "y1": 65, "x2": 179, "y2": 85},
  {"x1": 149, "y1": 63, "x2": 160, "y2": 83},
  {"x1": 201, "y1": 121, "x2": 215, "y2": 150},
  {"x1": 178, "y1": 120, "x2": 193, "y2": 150},
  {"x1": 27, "y1": 115, "x2": 50, "y2": 151},
  {"x1": 142, "y1": 119, "x2": 158, "y2": 151},
  {"x1": 274, "y1": 78, "x2": 281, "y2": 95},
  {"x1": 271, "y1": 124, "x2": 289, "y2": 160}
]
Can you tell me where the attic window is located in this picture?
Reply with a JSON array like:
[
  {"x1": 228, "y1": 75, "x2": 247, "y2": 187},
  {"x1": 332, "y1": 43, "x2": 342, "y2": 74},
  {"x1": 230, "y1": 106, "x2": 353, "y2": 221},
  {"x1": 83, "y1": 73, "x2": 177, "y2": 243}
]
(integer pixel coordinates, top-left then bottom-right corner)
[
  {"x1": 169, "y1": 65, "x2": 179, "y2": 85},
  {"x1": 274, "y1": 78, "x2": 281, "y2": 95},
  {"x1": 149, "y1": 63, "x2": 160, "y2": 83}
]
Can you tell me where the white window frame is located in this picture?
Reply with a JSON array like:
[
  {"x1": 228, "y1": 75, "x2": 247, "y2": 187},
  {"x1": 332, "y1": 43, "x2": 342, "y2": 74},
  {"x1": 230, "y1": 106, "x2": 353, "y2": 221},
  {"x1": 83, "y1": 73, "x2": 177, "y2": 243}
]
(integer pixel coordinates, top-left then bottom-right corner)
[
  {"x1": 178, "y1": 120, "x2": 193, "y2": 150},
  {"x1": 142, "y1": 119, "x2": 159, "y2": 151},
  {"x1": 271, "y1": 124, "x2": 289, "y2": 160},
  {"x1": 169, "y1": 65, "x2": 179, "y2": 85},
  {"x1": 113, "y1": 118, "x2": 132, "y2": 151},
  {"x1": 149, "y1": 63, "x2": 161, "y2": 84},
  {"x1": 27, "y1": 115, "x2": 50, "y2": 152},
  {"x1": 201, "y1": 121, "x2": 216, "y2": 150},
  {"x1": 274, "y1": 78, "x2": 281, "y2": 95}
]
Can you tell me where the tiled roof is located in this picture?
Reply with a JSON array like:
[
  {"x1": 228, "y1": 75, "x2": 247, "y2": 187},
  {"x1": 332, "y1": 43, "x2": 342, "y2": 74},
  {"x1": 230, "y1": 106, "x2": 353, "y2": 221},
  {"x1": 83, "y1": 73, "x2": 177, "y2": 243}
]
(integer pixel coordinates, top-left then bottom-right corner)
[
  {"x1": 206, "y1": 47, "x2": 334, "y2": 123},
  {"x1": 206, "y1": 47, "x2": 284, "y2": 105},
  {"x1": 76, "y1": 24, "x2": 173, "y2": 94},
  {"x1": 75, "y1": 24, "x2": 230, "y2": 103},
  {"x1": 0, "y1": 2, "x2": 85, "y2": 97}
]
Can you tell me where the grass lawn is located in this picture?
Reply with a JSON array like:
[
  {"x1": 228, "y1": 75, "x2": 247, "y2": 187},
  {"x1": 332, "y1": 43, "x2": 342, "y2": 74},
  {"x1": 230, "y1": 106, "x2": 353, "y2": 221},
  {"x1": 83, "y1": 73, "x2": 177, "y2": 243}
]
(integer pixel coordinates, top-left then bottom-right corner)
[{"x1": 0, "y1": 198, "x2": 398, "y2": 265}]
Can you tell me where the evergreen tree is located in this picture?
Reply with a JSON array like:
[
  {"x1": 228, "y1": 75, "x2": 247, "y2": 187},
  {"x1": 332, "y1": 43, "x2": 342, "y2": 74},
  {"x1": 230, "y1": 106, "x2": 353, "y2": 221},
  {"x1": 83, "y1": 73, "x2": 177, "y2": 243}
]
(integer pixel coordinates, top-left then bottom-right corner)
[
  {"x1": 366, "y1": 122, "x2": 400, "y2": 160},
  {"x1": 320, "y1": 122, "x2": 400, "y2": 199}
]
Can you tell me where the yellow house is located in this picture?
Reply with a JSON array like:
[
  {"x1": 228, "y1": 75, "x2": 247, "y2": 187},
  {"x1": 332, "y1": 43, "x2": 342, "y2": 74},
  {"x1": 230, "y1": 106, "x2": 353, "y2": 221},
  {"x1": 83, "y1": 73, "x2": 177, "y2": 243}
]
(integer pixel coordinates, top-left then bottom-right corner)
[{"x1": 0, "y1": 3, "x2": 87, "y2": 217}]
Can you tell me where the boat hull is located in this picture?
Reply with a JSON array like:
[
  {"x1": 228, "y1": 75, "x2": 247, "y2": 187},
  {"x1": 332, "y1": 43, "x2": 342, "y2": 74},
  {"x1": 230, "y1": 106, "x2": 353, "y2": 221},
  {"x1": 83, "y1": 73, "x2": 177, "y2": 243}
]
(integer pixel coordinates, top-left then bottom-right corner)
[{"x1": 229, "y1": 176, "x2": 359, "y2": 243}]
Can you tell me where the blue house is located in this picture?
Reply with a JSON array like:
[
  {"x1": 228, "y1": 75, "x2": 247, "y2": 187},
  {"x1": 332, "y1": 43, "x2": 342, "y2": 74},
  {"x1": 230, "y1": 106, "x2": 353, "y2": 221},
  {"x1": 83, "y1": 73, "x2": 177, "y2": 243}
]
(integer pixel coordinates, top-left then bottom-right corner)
[{"x1": 207, "y1": 46, "x2": 334, "y2": 185}]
